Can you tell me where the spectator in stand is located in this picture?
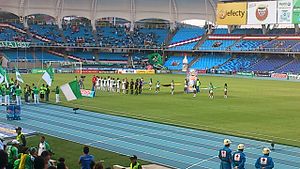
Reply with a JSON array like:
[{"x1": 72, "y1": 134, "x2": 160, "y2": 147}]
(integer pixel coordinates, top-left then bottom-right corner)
[
  {"x1": 129, "y1": 155, "x2": 142, "y2": 169},
  {"x1": 0, "y1": 149, "x2": 8, "y2": 169},
  {"x1": 218, "y1": 139, "x2": 232, "y2": 169},
  {"x1": 255, "y1": 148, "x2": 274, "y2": 169},
  {"x1": 79, "y1": 146, "x2": 95, "y2": 169},
  {"x1": 6, "y1": 140, "x2": 19, "y2": 169},
  {"x1": 93, "y1": 161, "x2": 104, "y2": 169},
  {"x1": 57, "y1": 157, "x2": 69, "y2": 169}
]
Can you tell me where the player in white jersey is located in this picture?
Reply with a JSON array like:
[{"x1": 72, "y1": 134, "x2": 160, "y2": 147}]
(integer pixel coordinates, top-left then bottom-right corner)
[
  {"x1": 107, "y1": 77, "x2": 111, "y2": 92},
  {"x1": 96, "y1": 76, "x2": 100, "y2": 90},
  {"x1": 155, "y1": 81, "x2": 160, "y2": 94},
  {"x1": 170, "y1": 80, "x2": 175, "y2": 95},
  {"x1": 110, "y1": 78, "x2": 115, "y2": 92},
  {"x1": 116, "y1": 78, "x2": 121, "y2": 93},
  {"x1": 149, "y1": 78, "x2": 153, "y2": 90},
  {"x1": 103, "y1": 78, "x2": 107, "y2": 91},
  {"x1": 121, "y1": 79, "x2": 126, "y2": 94}
]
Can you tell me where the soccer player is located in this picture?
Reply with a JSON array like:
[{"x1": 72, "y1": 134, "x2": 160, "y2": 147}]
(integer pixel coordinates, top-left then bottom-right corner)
[
  {"x1": 193, "y1": 84, "x2": 197, "y2": 98},
  {"x1": 224, "y1": 83, "x2": 228, "y2": 99},
  {"x1": 170, "y1": 80, "x2": 175, "y2": 95},
  {"x1": 208, "y1": 82, "x2": 214, "y2": 99},
  {"x1": 184, "y1": 78, "x2": 188, "y2": 94},
  {"x1": 121, "y1": 79, "x2": 126, "y2": 94},
  {"x1": 15, "y1": 85, "x2": 22, "y2": 105},
  {"x1": 117, "y1": 78, "x2": 121, "y2": 93},
  {"x1": 149, "y1": 78, "x2": 153, "y2": 90},
  {"x1": 55, "y1": 86, "x2": 60, "y2": 103},
  {"x1": 125, "y1": 79, "x2": 129, "y2": 94},
  {"x1": 96, "y1": 76, "x2": 100, "y2": 90},
  {"x1": 218, "y1": 139, "x2": 232, "y2": 169},
  {"x1": 103, "y1": 78, "x2": 107, "y2": 92},
  {"x1": 255, "y1": 148, "x2": 274, "y2": 169},
  {"x1": 135, "y1": 79, "x2": 139, "y2": 95},
  {"x1": 130, "y1": 79, "x2": 134, "y2": 95},
  {"x1": 232, "y1": 144, "x2": 246, "y2": 169},
  {"x1": 155, "y1": 81, "x2": 160, "y2": 94},
  {"x1": 139, "y1": 78, "x2": 143, "y2": 94},
  {"x1": 33, "y1": 86, "x2": 39, "y2": 104}
]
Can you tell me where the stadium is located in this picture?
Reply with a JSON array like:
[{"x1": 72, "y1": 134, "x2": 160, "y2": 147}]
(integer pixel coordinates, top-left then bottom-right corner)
[{"x1": 0, "y1": 0, "x2": 300, "y2": 168}]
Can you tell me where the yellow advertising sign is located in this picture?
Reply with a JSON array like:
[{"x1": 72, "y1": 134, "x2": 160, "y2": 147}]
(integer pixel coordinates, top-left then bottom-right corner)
[{"x1": 216, "y1": 2, "x2": 247, "y2": 25}]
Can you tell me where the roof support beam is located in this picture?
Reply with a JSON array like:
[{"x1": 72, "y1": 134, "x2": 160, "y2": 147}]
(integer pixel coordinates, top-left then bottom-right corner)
[
  {"x1": 90, "y1": 0, "x2": 98, "y2": 30},
  {"x1": 55, "y1": 0, "x2": 64, "y2": 29},
  {"x1": 170, "y1": 0, "x2": 178, "y2": 30},
  {"x1": 130, "y1": 0, "x2": 136, "y2": 31}
]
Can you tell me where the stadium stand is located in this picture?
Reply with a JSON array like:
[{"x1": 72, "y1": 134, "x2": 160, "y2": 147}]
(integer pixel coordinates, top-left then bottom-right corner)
[
  {"x1": 249, "y1": 56, "x2": 294, "y2": 72},
  {"x1": 190, "y1": 54, "x2": 231, "y2": 69},
  {"x1": 276, "y1": 59, "x2": 300, "y2": 73},
  {"x1": 263, "y1": 40, "x2": 298, "y2": 52},
  {"x1": 170, "y1": 26, "x2": 206, "y2": 44},
  {"x1": 2, "y1": 50, "x2": 34, "y2": 61},
  {"x1": 63, "y1": 24, "x2": 95, "y2": 44},
  {"x1": 199, "y1": 40, "x2": 237, "y2": 51},
  {"x1": 168, "y1": 42, "x2": 197, "y2": 50},
  {"x1": 231, "y1": 40, "x2": 269, "y2": 51},
  {"x1": 164, "y1": 56, "x2": 194, "y2": 70},
  {"x1": 218, "y1": 55, "x2": 263, "y2": 71},
  {"x1": 29, "y1": 24, "x2": 63, "y2": 43}
]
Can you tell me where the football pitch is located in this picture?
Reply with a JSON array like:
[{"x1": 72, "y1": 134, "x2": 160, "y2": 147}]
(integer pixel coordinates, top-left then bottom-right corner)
[{"x1": 21, "y1": 73, "x2": 300, "y2": 147}]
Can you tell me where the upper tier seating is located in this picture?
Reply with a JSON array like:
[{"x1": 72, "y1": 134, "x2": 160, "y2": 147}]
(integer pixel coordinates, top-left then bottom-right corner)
[
  {"x1": 199, "y1": 40, "x2": 237, "y2": 51},
  {"x1": 171, "y1": 27, "x2": 205, "y2": 43},
  {"x1": 190, "y1": 54, "x2": 231, "y2": 69},
  {"x1": 218, "y1": 55, "x2": 262, "y2": 71}
]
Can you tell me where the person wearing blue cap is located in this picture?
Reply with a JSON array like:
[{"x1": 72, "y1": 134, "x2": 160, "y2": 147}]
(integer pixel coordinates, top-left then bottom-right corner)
[
  {"x1": 232, "y1": 144, "x2": 246, "y2": 169},
  {"x1": 219, "y1": 139, "x2": 232, "y2": 169},
  {"x1": 255, "y1": 148, "x2": 274, "y2": 169}
]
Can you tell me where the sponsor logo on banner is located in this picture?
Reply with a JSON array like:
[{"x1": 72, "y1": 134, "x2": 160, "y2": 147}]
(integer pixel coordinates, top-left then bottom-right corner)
[
  {"x1": 271, "y1": 73, "x2": 288, "y2": 79},
  {"x1": 135, "y1": 70, "x2": 155, "y2": 74},
  {"x1": 247, "y1": 1, "x2": 277, "y2": 24},
  {"x1": 216, "y1": 2, "x2": 247, "y2": 25},
  {"x1": 278, "y1": 0, "x2": 293, "y2": 23},
  {"x1": 80, "y1": 89, "x2": 95, "y2": 98},
  {"x1": 293, "y1": 0, "x2": 300, "y2": 23}
]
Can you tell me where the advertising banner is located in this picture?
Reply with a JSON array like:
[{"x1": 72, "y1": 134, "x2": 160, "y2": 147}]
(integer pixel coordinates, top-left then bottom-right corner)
[
  {"x1": 0, "y1": 41, "x2": 30, "y2": 48},
  {"x1": 247, "y1": 1, "x2": 277, "y2": 24},
  {"x1": 271, "y1": 73, "x2": 288, "y2": 79},
  {"x1": 278, "y1": 0, "x2": 293, "y2": 24},
  {"x1": 292, "y1": 0, "x2": 300, "y2": 23},
  {"x1": 31, "y1": 69, "x2": 46, "y2": 74},
  {"x1": 80, "y1": 89, "x2": 95, "y2": 98},
  {"x1": 237, "y1": 72, "x2": 253, "y2": 76},
  {"x1": 135, "y1": 70, "x2": 155, "y2": 74},
  {"x1": 216, "y1": 2, "x2": 247, "y2": 25}
]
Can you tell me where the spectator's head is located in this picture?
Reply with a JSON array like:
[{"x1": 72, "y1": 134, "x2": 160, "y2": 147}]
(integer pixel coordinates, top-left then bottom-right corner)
[
  {"x1": 15, "y1": 126, "x2": 22, "y2": 134},
  {"x1": 129, "y1": 155, "x2": 138, "y2": 164},
  {"x1": 262, "y1": 147, "x2": 271, "y2": 155},
  {"x1": 40, "y1": 136, "x2": 46, "y2": 143},
  {"x1": 0, "y1": 150, "x2": 8, "y2": 169},
  {"x1": 48, "y1": 166, "x2": 57, "y2": 169},
  {"x1": 223, "y1": 139, "x2": 231, "y2": 147},
  {"x1": 83, "y1": 146, "x2": 89, "y2": 154},
  {"x1": 30, "y1": 147, "x2": 38, "y2": 156},
  {"x1": 237, "y1": 144, "x2": 245, "y2": 152},
  {"x1": 34, "y1": 156, "x2": 45, "y2": 169},
  {"x1": 93, "y1": 161, "x2": 104, "y2": 169},
  {"x1": 41, "y1": 151, "x2": 51, "y2": 163}
]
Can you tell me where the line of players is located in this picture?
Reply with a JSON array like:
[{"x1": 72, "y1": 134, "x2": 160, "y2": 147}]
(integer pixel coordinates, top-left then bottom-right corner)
[{"x1": 91, "y1": 75, "x2": 228, "y2": 98}]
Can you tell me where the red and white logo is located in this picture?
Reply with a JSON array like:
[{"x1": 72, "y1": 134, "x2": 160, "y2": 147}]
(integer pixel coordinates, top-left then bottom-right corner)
[{"x1": 256, "y1": 4, "x2": 268, "y2": 21}]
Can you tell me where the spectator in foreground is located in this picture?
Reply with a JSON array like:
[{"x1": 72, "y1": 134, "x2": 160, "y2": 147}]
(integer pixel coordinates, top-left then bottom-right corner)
[
  {"x1": 41, "y1": 151, "x2": 53, "y2": 168},
  {"x1": 79, "y1": 146, "x2": 95, "y2": 169},
  {"x1": 129, "y1": 155, "x2": 142, "y2": 169},
  {"x1": 38, "y1": 136, "x2": 52, "y2": 156},
  {"x1": 255, "y1": 148, "x2": 274, "y2": 169},
  {"x1": 232, "y1": 144, "x2": 246, "y2": 169},
  {"x1": 6, "y1": 140, "x2": 19, "y2": 169},
  {"x1": 0, "y1": 150, "x2": 8, "y2": 169},
  {"x1": 93, "y1": 161, "x2": 104, "y2": 169},
  {"x1": 57, "y1": 157, "x2": 69, "y2": 169},
  {"x1": 218, "y1": 139, "x2": 232, "y2": 169},
  {"x1": 34, "y1": 156, "x2": 46, "y2": 169}
]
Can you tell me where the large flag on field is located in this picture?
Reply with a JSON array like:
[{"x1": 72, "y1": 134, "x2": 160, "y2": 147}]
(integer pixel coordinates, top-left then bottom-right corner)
[
  {"x1": 60, "y1": 80, "x2": 82, "y2": 101},
  {"x1": 15, "y1": 66, "x2": 24, "y2": 83},
  {"x1": 42, "y1": 66, "x2": 54, "y2": 86},
  {"x1": 0, "y1": 66, "x2": 5, "y2": 84}
]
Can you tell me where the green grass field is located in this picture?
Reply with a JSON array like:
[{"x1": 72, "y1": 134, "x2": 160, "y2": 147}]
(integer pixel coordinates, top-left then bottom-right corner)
[
  {"x1": 27, "y1": 135, "x2": 149, "y2": 169},
  {"x1": 21, "y1": 73, "x2": 300, "y2": 148}
]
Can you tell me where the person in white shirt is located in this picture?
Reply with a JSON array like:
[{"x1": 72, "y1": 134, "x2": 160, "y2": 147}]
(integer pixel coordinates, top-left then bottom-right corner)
[
  {"x1": 103, "y1": 78, "x2": 107, "y2": 92},
  {"x1": 38, "y1": 136, "x2": 52, "y2": 156},
  {"x1": 121, "y1": 79, "x2": 126, "y2": 94},
  {"x1": 96, "y1": 77, "x2": 100, "y2": 90},
  {"x1": 116, "y1": 78, "x2": 121, "y2": 93}
]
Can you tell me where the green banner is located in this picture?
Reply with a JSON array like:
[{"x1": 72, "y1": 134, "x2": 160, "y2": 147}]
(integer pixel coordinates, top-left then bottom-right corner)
[
  {"x1": 237, "y1": 72, "x2": 253, "y2": 76},
  {"x1": 293, "y1": 0, "x2": 300, "y2": 23},
  {"x1": 0, "y1": 41, "x2": 30, "y2": 48},
  {"x1": 31, "y1": 69, "x2": 46, "y2": 74}
]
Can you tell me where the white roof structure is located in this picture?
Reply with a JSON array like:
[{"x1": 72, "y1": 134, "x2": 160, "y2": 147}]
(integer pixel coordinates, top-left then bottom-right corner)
[{"x1": 0, "y1": 0, "x2": 217, "y2": 22}]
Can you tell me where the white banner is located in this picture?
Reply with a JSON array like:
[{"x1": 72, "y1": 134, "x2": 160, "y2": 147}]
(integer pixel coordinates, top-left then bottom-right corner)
[
  {"x1": 278, "y1": 0, "x2": 293, "y2": 24},
  {"x1": 247, "y1": 1, "x2": 277, "y2": 24}
]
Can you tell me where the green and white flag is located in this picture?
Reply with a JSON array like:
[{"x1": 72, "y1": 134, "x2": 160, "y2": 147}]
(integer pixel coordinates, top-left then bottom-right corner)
[
  {"x1": 60, "y1": 80, "x2": 82, "y2": 101},
  {"x1": 4, "y1": 71, "x2": 10, "y2": 87},
  {"x1": 42, "y1": 66, "x2": 54, "y2": 86},
  {"x1": 0, "y1": 66, "x2": 5, "y2": 84},
  {"x1": 15, "y1": 66, "x2": 24, "y2": 83}
]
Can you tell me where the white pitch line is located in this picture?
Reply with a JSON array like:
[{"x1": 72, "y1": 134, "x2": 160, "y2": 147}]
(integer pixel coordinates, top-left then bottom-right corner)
[{"x1": 185, "y1": 156, "x2": 217, "y2": 169}]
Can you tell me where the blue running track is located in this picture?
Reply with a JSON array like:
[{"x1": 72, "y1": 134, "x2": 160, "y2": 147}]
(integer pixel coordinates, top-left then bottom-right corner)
[{"x1": 1, "y1": 104, "x2": 299, "y2": 169}]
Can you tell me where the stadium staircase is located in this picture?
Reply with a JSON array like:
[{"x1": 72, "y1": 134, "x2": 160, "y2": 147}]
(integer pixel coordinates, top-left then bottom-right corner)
[
  {"x1": 168, "y1": 36, "x2": 202, "y2": 49},
  {"x1": 47, "y1": 50, "x2": 82, "y2": 62},
  {"x1": 92, "y1": 30, "x2": 99, "y2": 43},
  {"x1": 275, "y1": 59, "x2": 295, "y2": 71},
  {"x1": 227, "y1": 36, "x2": 244, "y2": 50},
  {"x1": 59, "y1": 29, "x2": 67, "y2": 43},
  {"x1": 188, "y1": 55, "x2": 200, "y2": 67},
  {"x1": 193, "y1": 33, "x2": 209, "y2": 50},
  {"x1": 215, "y1": 55, "x2": 236, "y2": 69},
  {"x1": 164, "y1": 28, "x2": 178, "y2": 45}
]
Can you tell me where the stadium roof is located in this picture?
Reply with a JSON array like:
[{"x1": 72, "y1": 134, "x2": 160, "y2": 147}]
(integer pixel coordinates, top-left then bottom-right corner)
[{"x1": 0, "y1": 0, "x2": 217, "y2": 22}]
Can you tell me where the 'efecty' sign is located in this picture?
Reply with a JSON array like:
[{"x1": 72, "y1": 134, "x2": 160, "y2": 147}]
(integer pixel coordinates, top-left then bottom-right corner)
[{"x1": 0, "y1": 41, "x2": 30, "y2": 48}]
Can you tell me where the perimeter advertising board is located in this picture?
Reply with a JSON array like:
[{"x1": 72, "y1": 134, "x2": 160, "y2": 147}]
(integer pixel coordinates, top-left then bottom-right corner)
[
  {"x1": 247, "y1": 1, "x2": 277, "y2": 24},
  {"x1": 292, "y1": 0, "x2": 300, "y2": 23},
  {"x1": 278, "y1": 0, "x2": 293, "y2": 24},
  {"x1": 216, "y1": 2, "x2": 247, "y2": 25}
]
